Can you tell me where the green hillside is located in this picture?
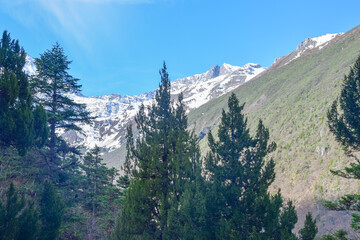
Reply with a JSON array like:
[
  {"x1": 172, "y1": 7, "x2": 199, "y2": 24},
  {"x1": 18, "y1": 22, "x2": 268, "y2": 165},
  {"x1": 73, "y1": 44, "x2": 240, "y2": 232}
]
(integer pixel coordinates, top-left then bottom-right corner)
[{"x1": 188, "y1": 25, "x2": 360, "y2": 234}]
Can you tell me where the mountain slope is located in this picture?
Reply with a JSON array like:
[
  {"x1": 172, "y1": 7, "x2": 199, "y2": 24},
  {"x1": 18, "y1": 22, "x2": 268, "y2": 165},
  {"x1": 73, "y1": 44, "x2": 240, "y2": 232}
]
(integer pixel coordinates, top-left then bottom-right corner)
[{"x1": 187, "y1": 25, "x2": 360, "y2": 235}]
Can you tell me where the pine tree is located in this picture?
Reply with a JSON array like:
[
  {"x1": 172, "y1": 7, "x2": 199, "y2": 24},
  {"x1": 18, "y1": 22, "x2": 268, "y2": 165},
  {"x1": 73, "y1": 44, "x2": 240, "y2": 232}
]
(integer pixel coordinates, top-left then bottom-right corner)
[
  {"x1": 0, "y1": 182, "x2": 25, "y2": 239},
  {"x1": 81, "y1": 146, "x2": 122, "y2": 239},
  {"x1": 204, "y1": 93, "x2": 297, "y2": 239},
  {"x1": 0, "y1": 183, "x2": 40, "y2": 240},
  {"x1": 0, "y1": 30, "x2": 47, "y2": 155},
  {"x1": 40, "y1": 180, "x2": 64, "y2": 240},
  {"x1": 299, "y1": 212, "x2": 318, "y2": 240},
  {"x1": 174, "y1": 151, "x2": 207, "y2": 240},
  {"x1": 115, "y1": 62, "x2": 200, "y2": 239},
  {"x1": 33, "y1": 42, "x2": 92, "y2": 178},
  {"x1": 326, "y1": 55, "x2": 360, "y2": 232}
]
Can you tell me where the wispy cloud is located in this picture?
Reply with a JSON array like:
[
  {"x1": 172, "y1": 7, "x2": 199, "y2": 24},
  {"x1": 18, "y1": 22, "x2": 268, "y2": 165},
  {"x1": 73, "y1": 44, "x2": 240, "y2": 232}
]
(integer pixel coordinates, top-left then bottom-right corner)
[
  {"x1": 36, "y1": 0, "x2": 91, "y2": 50},
  {"x1": 0, "y1": 0, "x2": 160, "y2": 51}
]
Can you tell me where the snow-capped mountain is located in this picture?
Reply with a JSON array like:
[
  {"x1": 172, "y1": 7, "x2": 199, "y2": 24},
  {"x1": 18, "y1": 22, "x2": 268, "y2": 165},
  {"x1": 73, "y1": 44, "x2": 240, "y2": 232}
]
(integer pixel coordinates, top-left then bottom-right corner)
[
  {"x1": 24, "y1": 55, "x2": 265, "y2": 152},
  {"x1": 172, "y1": 63, "x2": 265, "y2": 109},
  {"x1": 24, "y1": 32, "x2": 343, "y2": 154},
  {"x1": 65, "y1": 92, "x2": 156, "y2": 151},
  {"x1": 273, "y1": 33, "x2": 343, "y2": 66},
  {"x1": 63, "y1": 62, "x2": 266, "y2": 151}
]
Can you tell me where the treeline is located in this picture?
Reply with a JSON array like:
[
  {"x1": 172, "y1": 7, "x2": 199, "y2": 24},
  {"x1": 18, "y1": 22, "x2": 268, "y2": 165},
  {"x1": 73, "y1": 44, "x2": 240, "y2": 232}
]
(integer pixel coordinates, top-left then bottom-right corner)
[{"x1": 1, "y1": 30, "x2": 360, "y2": 239}]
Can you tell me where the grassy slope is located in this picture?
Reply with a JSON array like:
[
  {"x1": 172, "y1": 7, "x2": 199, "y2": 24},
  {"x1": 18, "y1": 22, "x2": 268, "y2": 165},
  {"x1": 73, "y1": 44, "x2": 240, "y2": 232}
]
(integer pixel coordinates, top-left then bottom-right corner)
[{"x1": 188, "y1": 26, "x2": 360, "y2": 234}]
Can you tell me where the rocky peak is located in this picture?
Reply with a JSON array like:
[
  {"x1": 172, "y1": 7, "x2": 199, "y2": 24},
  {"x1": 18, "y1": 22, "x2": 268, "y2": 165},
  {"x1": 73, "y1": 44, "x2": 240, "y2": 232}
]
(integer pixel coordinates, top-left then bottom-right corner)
[
  {"x1": 296, "y1": 37, "x2": 315, "y2": 51},
  {"x1": 220, "y1": 63, "x2": 239, "y2": 75},
  {"x1": 296, "y1": 33, "x2": 343, "y2": 51},
  {"x1": 205, "y1": 65, "x2": 220, "y2": 79},
  {"x1": 272, "y1": 33, "x2": 343, "y2": 68}
]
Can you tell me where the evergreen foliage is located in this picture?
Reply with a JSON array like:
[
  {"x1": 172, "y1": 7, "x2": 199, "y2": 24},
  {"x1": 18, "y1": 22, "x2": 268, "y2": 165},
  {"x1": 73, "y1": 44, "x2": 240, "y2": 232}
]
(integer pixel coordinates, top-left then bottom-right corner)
[
  {"x1": 115, "y1": 62, "x2": 201, "y2": 239},
  {"x1": 0, "y1": 183, "x2": 40, "y2": 240},
  {"x1": 33, "y1": 42, "x2": 92, "y2": 179},
  {"x1": 299, "y1": 212, "x2": 318, "y2": 240},
  {"x1": 0, "y1": 30, "x2": 47, "y2": 155},
  {"x1": 204, "y1": 93, "x2": 297, "y2": 239},
  {"x1": 40, "y1": 180, "x2": 64, "y2": 240},
  {"x1": 81, "y1": 146, "x2": 123, "y2": 239},
  {"x1": 18, "y1": 200, "x2": 40, "y2": 240},
  {"x1": 328, "y1": 55, "x2": 360, "y2": 153},
  {"x1": 326, "y1": 55, "x2": 360, "y2": 233}
]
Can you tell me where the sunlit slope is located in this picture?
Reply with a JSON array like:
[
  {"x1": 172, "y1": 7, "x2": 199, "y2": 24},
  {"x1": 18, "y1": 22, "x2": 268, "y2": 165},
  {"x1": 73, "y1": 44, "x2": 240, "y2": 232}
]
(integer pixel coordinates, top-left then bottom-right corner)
[{"x1": 188, "y1": 25, "x2": 360, "y2": 233}]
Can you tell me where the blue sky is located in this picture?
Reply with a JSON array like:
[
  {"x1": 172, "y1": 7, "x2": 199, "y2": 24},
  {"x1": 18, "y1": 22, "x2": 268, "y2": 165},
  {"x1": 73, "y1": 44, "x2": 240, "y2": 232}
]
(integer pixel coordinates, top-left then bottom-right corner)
[{"x1": 0, "y1": 0, "x2": 359, "y2": 96}]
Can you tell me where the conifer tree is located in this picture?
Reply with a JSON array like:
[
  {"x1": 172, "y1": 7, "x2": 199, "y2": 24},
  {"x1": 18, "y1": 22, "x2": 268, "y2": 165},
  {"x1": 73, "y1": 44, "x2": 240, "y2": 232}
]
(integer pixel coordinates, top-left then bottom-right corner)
[
  {"x1": 33, "y1": 43, "x2": 92, "y2": 177},
  {"x1": 299, "y1": 212, "x2": 318, "y2": 240},
  {"x1": 0, "y1": 30, "x2": 47, "y2": 155},
  {"x1": 173, "y1": 147, "x2": 207, "y2": 240},
  {"x1": 204, "y1": 93, "x2": 297, "y2": 239},
  {"x1": 18, "y1": 200, "x2": 40, "y2": 240},
  {"x1": 81, "y1": 146, "x2": 122, "y2": 239},
  {"x1": 326, "y1": 55, "x2": 360, "y2": 233},
  {"x1": 40, "y1": 180, "x2": 64, "y2": 240},
  {"x1": 116, "y1": 63, "x2": 200, "y2": 239},
  {"x1": 0, "y1": 183, "x2": 40, "y2": 240}
]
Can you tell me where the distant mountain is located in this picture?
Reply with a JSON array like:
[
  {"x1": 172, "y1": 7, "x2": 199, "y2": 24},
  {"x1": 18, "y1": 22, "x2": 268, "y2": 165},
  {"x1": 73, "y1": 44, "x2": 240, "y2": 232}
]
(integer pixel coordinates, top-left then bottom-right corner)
[
  {"x1": 23, "y1": 31, "x2": 342, "y2": 157},
  {"x1": 67, "y1": 62, "x2": 265, "y2": 152},
  {"x1": 24, "y1": 56, "x2": 266, "y2": 152}
]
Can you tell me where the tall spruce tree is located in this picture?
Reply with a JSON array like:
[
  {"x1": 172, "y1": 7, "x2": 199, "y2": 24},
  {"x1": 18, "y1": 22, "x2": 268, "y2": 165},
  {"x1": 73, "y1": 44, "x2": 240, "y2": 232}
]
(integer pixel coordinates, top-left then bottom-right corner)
[
  {"x1": 326, "y1": 55, "x2": 360, "y2": 233},
  {"x1": 115, "y1": 63, "x2": 200, "y2": 239},
  {"x1": 204, "y1": 93, "x2": 297, "y2": 240},
  {"x1": 0, "y1": 30, "x2": 47, "y2": 155},
  {"x1": 33, "y1": 42, "x2": 92, "y2": 179}
]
